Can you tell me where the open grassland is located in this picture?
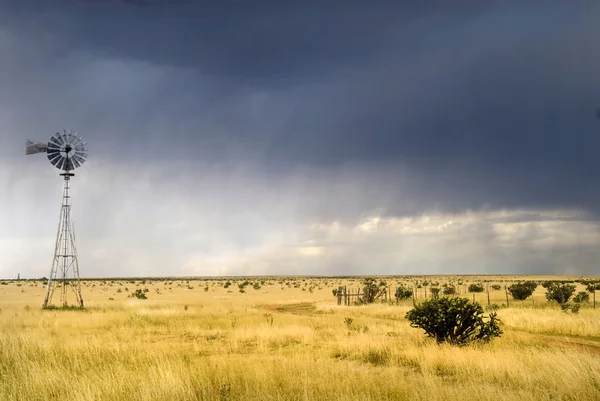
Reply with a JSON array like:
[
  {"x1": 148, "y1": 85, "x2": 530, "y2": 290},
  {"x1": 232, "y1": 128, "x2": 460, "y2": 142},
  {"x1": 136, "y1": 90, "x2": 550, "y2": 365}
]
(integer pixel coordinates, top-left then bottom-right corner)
[{"x1": 1, "y1": 275, "x2": 600, "y2": 400}]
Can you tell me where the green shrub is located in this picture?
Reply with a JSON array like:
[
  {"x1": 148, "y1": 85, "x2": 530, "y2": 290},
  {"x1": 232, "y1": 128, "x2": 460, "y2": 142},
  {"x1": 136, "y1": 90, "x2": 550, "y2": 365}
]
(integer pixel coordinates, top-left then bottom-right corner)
[
  {"x1": 405, "y1": 297, "x2": 502, "y2": 346},
  {"x1": 586, "y1": 283, "x2": 600, "y2": 293},
  {"x1": 545, "y1": 283, "x2": 576, "y2": 304},
  {"x1": 491, "y1": 285, "x2": 501, "y2": 291},
  {"x1": 395, "y1": 285, "x2": 413, "y2": 300},
  {"x1": 468, "y1": 283, "x2": 485, "y2": 293},
  {"x1": 442, "y1": 286, "x2": 456, "y2": 295},
  {"x1": 573, "y1": 291, "x2": 590, "y2": 303},
  {"x1": 507, "y1": 281, "x2": 537, "y2": 300},
  {"x1": 361, "y1": 278, "x2": 383, "y2": 304},
  {"x1": 429, "y1": 287, "x2": 441, "y2": 298},
  {"x1": 131, "y1": 289, "x2": 147, "y2": 300}
]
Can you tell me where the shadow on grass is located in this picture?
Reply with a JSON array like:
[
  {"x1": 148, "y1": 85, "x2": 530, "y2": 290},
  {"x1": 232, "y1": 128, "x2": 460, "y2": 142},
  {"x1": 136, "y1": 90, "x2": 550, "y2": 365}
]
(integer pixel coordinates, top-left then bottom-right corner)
[{"x1": 42, "y1": 305, "x2": 87, "y2": 312}]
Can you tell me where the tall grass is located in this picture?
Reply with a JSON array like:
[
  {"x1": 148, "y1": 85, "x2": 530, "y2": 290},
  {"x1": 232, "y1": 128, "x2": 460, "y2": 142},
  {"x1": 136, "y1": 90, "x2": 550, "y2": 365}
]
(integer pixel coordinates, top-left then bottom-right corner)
[{"x1": 1, "y1": 276, "x2": 599, "y2": 400}]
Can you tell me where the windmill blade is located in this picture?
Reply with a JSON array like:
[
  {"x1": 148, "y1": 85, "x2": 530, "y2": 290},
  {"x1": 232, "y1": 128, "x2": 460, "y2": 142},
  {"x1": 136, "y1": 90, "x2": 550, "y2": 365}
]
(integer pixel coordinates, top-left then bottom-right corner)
[
  {"x1": 49, "y1": 138, "x2": 62, "y2": 149},
  {"x1": 64, "y1": 158, "x2": 74, "y2": 171},
  {"x1": 47, "y1": 149, "x2": 61, "y2": 158},
  {"x1": 49, "y1": 154, "x2": 62, "y2": 168},
  {"x1": 48, "y1": 155, "x2": 61, "y2": 167},
  {"x1": 61, "y1": 157, "x2": 70, "y2": 171},
  {"x1": 71, "y1": 157, "x2": 81, "y2": 169},
  {"x1": 52, "y1": 132, "x2": 66, "y2": 145},
  {"x1": 57, "y1": 156, "x2": 66, "y2": 171},
  {"x1": 72, "y1": 155, "x2": 86, "y2": 166},
  {"x1": 47, "y1": 142, "x2": 61, "y2": 151},
  {"x1": 25, "y1": 140, "x2": 48, "y2": 155}
]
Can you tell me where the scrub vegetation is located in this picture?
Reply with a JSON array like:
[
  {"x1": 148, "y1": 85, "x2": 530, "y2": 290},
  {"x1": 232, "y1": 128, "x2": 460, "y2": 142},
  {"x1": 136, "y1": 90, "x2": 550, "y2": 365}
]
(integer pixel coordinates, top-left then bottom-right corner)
[{"x1": 1, "y1": 275, "x2": 600, "y2": 400}]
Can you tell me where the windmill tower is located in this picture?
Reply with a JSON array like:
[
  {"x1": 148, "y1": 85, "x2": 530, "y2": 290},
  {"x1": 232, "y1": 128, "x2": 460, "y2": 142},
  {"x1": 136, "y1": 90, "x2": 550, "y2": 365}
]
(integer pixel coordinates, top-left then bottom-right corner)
[{"x1": 26, "y1": 130, "x2": 88, "y2": 308}]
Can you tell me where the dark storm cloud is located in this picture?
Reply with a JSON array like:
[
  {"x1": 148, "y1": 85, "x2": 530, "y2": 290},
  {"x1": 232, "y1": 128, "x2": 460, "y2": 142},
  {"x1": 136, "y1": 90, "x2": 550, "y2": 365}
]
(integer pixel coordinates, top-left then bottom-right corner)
[{"x1": 2, "y1": 0, "x2": 600, "y2": 218}]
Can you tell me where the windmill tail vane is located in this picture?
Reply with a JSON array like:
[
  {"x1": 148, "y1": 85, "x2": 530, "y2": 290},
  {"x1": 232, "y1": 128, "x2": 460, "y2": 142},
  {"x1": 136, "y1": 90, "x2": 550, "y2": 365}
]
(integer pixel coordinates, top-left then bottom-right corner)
[{"x1": 25, "y1": 140, "x2": 48, "y2": 155}]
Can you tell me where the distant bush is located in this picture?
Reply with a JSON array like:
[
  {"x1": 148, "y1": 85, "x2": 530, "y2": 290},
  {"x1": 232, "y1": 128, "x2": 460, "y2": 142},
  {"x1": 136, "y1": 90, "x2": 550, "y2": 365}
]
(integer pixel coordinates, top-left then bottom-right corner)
[
  {"x1": 429, "y1": 287, "x2": 441, "y2": 298},
  {"x1": 491, "y1": 285, "x2": 502, "y2": 291},
  {"x1": 131, "y1": 289, "x2": 147, "y2": 300},
  {"x1": 406, "y1": 297, "x2": 502, "y2": 346},
  {"x1": 573, "y1": 291, "x2": 590, "y2": 303},
  {"x1": 443, "y1": 286, "x2": 456, "y2": 295},
  {"x1": 361, "y1": 278, "x2": 384, "y2": 304},
  {"x1": 507, "y1": 281, "x2": 537, "y2": 300},
  {"x1": 586, "y1": 283, "x2": 600, "y2": 293},
  {"x1": 395, "y1": 285, "x2": 413, "y2": 300},
  {"x1": 468, "y1": 283, "x2": 485, "y2": 293},
  {"x1": 545, "y1": 283, "x2": 576, "y2": 304}
]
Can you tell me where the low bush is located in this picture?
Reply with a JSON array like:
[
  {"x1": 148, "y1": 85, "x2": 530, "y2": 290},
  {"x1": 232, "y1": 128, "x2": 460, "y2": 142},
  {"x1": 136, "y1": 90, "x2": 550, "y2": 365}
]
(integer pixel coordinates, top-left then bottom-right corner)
[
  {"x1": 405, "y1": 297, "x2": 502, "y2": 346},
  {"x1": 545, "y1": 283, "x2": 576, "y2": 304},
  {"x1": 573, "y1": 291, "x2": 590, "y2": 303},
  {"x1": 443, "y1": 286, "x2": 456, "y2": 295},
  {"x1": 507, "y1": 281, "x2": 537, "y2": 300},
  {"x1": 395, "y1": 285, "x2": 413, "y2": 300},
  {"x1": 468, "y1": 283, "x2": 485, "y2": 293},
  {"x1": 131, "y1": 289, "x2": 147, "y2": 300}
]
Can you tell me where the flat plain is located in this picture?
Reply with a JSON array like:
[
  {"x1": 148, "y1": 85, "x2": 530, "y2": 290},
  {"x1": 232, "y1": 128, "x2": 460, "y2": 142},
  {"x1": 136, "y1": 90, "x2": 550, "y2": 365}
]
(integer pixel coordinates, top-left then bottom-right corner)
[{"x1": 1, "y1": 275, "x2": 600, "y2": 401}]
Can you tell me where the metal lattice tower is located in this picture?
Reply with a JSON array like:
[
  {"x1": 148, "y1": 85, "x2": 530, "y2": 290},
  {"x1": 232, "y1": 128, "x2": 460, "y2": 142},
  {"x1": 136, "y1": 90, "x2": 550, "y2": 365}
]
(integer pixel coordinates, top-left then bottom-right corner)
[{"x1": 26, "y1": 130, "x2": 88, "y2": 308}]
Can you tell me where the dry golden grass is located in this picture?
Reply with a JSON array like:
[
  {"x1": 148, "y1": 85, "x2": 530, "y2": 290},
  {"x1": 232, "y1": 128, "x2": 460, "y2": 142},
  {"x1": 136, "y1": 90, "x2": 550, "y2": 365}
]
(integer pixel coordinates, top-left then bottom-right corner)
[{"x1": 1, "y1": 276, "x2": 600, "y2": 400}]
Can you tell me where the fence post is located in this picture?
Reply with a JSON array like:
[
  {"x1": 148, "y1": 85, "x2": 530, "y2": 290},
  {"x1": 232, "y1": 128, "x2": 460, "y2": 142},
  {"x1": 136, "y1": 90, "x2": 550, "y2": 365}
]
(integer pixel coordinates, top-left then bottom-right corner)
[
  {"x1": 486, "y1": 284, "x2": 490, "y2": 306},
  {"x1": 337, "y1": 286, "x2": 343, "y2": 305},
  {"x1": 344, "y1": 286, "x2": 348, "y2": 306},
  {"x1": 504, "y1": 285, "x2": 510, "y2": 307}
]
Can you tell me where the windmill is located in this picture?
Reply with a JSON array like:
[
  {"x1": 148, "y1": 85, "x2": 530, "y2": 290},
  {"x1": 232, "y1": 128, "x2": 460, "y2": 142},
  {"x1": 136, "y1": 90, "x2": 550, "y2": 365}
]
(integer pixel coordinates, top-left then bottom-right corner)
[{"x1": 26, "y1": 130, "x2": 88, "y2": 308}]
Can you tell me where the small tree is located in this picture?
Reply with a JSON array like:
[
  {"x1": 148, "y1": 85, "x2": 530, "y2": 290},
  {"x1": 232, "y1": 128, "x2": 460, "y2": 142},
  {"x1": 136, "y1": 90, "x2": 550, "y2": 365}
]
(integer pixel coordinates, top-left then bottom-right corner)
[
  {"x1": 361, "y1": 278, "x2": 383, "y2": 304},
  {"x1": 443, "y1": 286, "x2": 456, "y2": 295},
  {"x1": 468, "y1": 283, "x2": 485, "y2": 293},
  {"x1": 395, "y1": 285, "x2": 413, "y2": 300},
  {"x1": 545, "y1": 283, "x2": 576, "y2": 304},
  {"x1": 507, "y1": 281, "x2": 537, "y2": 300},
  {"x1": 405, "y1": 297, "x2": 502, "y2": 346},
  {"x1": 131, "y1": 289, "x2": 147, "y2": 300},
  {"x1": 573, "y1": 291, "x2": 590, "y2": 303},
  {"x1": 586, "y1": 283, "x2": 600, "y2": 293}
]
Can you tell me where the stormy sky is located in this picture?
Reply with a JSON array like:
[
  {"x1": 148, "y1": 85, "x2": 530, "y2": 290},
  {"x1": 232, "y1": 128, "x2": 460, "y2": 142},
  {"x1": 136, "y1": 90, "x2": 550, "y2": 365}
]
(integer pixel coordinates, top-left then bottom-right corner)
[{"x1": 1, "y1": 0, "x2": 600, "y2": 278}]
